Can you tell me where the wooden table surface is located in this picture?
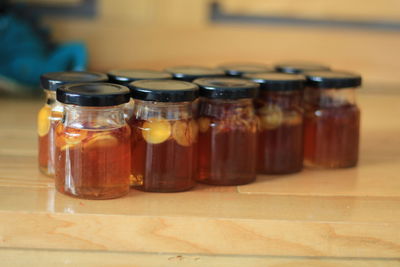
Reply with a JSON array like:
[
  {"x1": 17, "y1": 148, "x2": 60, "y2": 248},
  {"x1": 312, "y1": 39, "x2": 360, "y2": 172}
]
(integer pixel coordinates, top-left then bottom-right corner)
[{"x1": 1, "y1": 86, "x2": 400, "y2": 266}]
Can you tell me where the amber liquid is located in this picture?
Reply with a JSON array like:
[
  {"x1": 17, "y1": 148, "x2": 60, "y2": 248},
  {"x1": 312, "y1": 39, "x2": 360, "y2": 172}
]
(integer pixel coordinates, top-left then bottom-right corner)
[
  {"x1": 55, "y1": 125, "x2": 131, "y2": 199},
  {"x1": 255, "y1": 91, "x2": 304, "y2": 174},
  {"x1": 258, "y1": 123, "x2": 303, "y2": 174},
  {"x1": 129, "y1": 118, "x2": 197, "y2": 192},
  {"x1": 197, "y1": 100, "x2": 257, "y2": 185},
  {"x1": 38, "y1": 107, "x2": 62, "y2": 177},
  {"x1": 304, "y1": 104, "x2": 360, "y2": 168}
]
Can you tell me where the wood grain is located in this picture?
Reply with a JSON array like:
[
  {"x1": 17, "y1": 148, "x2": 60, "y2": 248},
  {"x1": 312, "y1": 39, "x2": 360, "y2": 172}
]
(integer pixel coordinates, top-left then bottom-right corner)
[{"x1": 2, "y1": 248, "x2": 400, "y2": 267}]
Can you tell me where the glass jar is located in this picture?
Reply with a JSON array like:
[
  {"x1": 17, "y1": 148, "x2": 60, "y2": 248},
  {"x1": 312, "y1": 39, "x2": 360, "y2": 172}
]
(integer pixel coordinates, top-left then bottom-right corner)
[
  {"x1": 107, "y1": 70, "x2": 172, "y2": 119},
  {"x1": 219, "y1": 63, "x2": 275, "y2": 77},
  {"x1": 246, "y1": 73, "x2": 305, "y2": 174},
  {"x1": 128, "y1": 80, "x2": 199, "y2": 192},
  {"x1": 38, "y1": 71, "x2": 108, "y2": 177},
  {"x1": 275, "y1": 61, "x2": 330, "y2": 74},
  {"x1": 303, "y1": 71, "x2": 362, "y2": 168},
  {"x1": 55, "y1": 83, "x2": 131, "y2": 199},
  {"x1": 165, "y1": 66, "x2": 223, "y2": 118},
  {"x1": 194, "y1": 78, "x2": 259, "y2": 185}
]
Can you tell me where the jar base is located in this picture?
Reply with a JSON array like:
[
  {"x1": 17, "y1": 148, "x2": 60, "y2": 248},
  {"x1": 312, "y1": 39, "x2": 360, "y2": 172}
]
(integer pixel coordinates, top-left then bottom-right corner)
[
  {"x1": 132, "y1": 184, "x2": 195, "y2": 193},
  {"x1": 197, "y1": 177, "x2": 256, "y2": 186},
  {"x1": 56, "y1": 186, "x2": 130, "y2": 200},
  {"x1": 257, "y1": 167, "x2": 303, "y2": 175},
  {"x1": 304, "y1": 159, "x2": 358, "y2": 169},
  {"x1": 39, "y1": 166, "x2": 55, "y2": 178}
]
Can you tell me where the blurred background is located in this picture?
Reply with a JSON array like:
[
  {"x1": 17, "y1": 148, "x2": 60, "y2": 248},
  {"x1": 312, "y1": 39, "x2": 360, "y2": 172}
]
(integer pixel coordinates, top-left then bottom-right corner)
[{"x1": 1, "y1": 0, "x2": 400, "y2": 95}]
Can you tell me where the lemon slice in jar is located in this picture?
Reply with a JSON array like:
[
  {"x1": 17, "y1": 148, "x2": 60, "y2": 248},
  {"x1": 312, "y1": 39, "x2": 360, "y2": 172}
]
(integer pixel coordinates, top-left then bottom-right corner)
[
  {"x1": 56, "y1": 125, "x2": 88, "y2": 151},
  {"x1": 198, "y1": 117, "x2": 211, "y2": 133},
  {"x1": 172, "y1": 120, "x2": 198, "y2": 147},
  {"x1": 259, "y1": 104, "x2": 283, "y2": 130},
  {"x1": 284, "y1": 111, "x2": 302, "y2": 126},
  {"x1": 84, "y1": 133, "x2": 118, "y2": 148},
  {"x1": 142, "y1": 118, "x2": 171, "y2": 144},
  {"x1": 37, "y1": 106, "x2": 51, "y2": 137}
]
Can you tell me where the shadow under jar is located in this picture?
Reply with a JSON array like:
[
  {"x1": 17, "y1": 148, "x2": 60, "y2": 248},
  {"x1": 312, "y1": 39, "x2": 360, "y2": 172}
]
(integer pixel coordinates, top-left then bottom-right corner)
[
  {"x1": 128, "y1": 80, "x2": 199, "y2": 192},
  {"x1": 38, "y1": 71, "x2": 108, "y2": 177},
  {"x1": 194, "y1": 77, "x2": 259, "y2": 186},
  {"x1": 303, "y1": 71, "x2": 362, "y2": 168},
  {"x1": 55, "y1": 83, "x2": 131, "y2": 199},
  {"x1": 245, "y1": 73, "x2": 306, "y2": 174},
  {"x1": 107, "y1": 69, "x2": 172, "y2": 119}
]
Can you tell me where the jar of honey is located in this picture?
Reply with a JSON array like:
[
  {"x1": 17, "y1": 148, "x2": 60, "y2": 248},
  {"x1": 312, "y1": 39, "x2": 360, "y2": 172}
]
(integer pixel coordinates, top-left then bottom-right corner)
[
  {"x1": 194, "y1": 77, "x2": 259, "y2": 185},
  {"x1": 246, "y1": 73, "x2": 305, "y2": 174},
  {"x1": 38, "y1": 71, "x2": 108, "y2": 177},
  {"x1": 55, "y1": 83, "x2": 131, "y2": 199},
  {"x1": 107, "y1": 69, "x2": 172, "y2": 119},
  {"x1": 165, "y1": 66, "x2": 225, "y2": 82},
  {"x1": 219, "y1": 63, "x2": 275, "y2": 77},
  {"x1": 128, "y1": 80, "x2": 199, "y2": 192},
  {"x1": 275, "y1": 61, "x2": 330, "y2": 74},
  {"x1": 303, "y1": 71, "x2": 362, "y2": 168}
]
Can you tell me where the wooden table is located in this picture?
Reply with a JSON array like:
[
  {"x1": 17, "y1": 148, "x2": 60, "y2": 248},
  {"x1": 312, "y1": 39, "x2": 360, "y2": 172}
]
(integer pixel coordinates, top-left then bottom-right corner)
[{"x1": 1, "y1": 86, "x2": 400, "y2": 266}]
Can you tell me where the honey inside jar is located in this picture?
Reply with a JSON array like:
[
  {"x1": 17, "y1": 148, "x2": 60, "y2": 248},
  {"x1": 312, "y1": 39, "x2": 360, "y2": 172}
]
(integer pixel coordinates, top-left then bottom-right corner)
[
  {"x1": 303, "y1": 71, "x2": 362, "y2": 168},
  {"x1": 194, "y1": 77, "x2": 259, "y2": 185},
  {"x1": 128, "y1": 80, "x2": 199, "y2": 192},
  {"x1": 55, "y1": 125, "x2": 131, "y2": 199},
  {"x1": 246, "y1": 72, "x2": 305, "y2": 174},
  {"x1": 38, "y1": 71, "x2": 108, "y2": 177},
  {"x1": 55, "y1": 83, "x2": 131, "y2": 199}
]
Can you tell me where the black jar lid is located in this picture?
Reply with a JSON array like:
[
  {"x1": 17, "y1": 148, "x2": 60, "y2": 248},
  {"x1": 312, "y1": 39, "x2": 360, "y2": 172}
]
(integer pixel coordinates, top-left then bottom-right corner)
[
  {"x1": 57, "y1": 83, "x2": 130, "y2": 106},
  {"x1": 41, "y1": 71, "x2": 108, "y2": 91},
  {"x1": 245, "y1": 73, "x2": 306, "y2": 91},
  {"x1": 107, "y1": 69, "x2": 172, "y2": 85},
  {"x1": 275, "y1": 61, "x2": 330, "y2": 74},
  {"x1": 129, "y1": 80, "x2": 198, "y2": 102},
  {"x1": 219, "y1": 63, "x2": 275, "y2": 76},
  {"x1": 164, "y1": 66, "x2": 225, "y2": 81},
  {"x1": 194, "y1": 77, "x2": 259, "y2": 100},
  {"x1": 305, "y1": 71, "x2": 362, "y2": 89}
]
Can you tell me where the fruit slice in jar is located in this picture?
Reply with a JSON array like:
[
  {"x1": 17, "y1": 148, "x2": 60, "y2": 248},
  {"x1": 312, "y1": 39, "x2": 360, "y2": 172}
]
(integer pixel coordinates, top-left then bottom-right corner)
[
  {"x1": 142, "y1": 118, "x2": 171, "y2": 144},
  {"x1": 198, "y1": 117, "x2": 210, "y2": 133},
  {"x1": 37, "y1": 106, "x2": 51, "y2": 137},
  {"x1": 84, "y1": 133, "x2": 118, "y2": 148},
  {"x1": 172, "y1": 120, "x2": 198, "y2": 146},
  {"x1": 258, "y1": 104, "x2": 283, "y2": 130},
  {"x1": 284, "y1": 111, "x2": 302, "y2": 126},
  {"x1": 56, "y1": 125, "x2": 88, "y2": 151}
]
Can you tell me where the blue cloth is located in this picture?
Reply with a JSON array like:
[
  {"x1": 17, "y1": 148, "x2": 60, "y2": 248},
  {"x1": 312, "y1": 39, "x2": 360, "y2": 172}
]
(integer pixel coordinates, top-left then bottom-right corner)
[{"x1": 0, "y1": 14, "x2": 87, "y2": 89}]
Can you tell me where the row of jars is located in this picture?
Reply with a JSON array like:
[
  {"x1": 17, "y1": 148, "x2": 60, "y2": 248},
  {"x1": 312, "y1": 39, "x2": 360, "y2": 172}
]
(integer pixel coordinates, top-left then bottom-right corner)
[{"x1": 37, "y1": 62, "x2": 362, "y2": 199}]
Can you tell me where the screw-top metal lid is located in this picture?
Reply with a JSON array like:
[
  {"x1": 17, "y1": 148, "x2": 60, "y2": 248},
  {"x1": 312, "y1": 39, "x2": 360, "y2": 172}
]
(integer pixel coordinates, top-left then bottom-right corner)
[
  {"x1": 194, "y1": 77, "x2": 259, "y2": 100},
  {"x1": 165, "y1": 66, "x2": 225, "y2": 81},
  {"x1": 275, "y1": 61, "x2": 330, "y2": 74},
  {"x1": 128, "y1": 80, "x2": 199, "y2": 102},
  {"x1": 107, "y1": 69, "x2": 172, "y2": 85},
  {"x1": 57, "y1": 83, "x2": 130, "y2": 106},
  {"x1": 306, "y1": 71, "x2": 362, "y2": 89},
  {"x1": 219, "y1": 63, "x2": 275, "y2": 77},
  {"x1": 245, "y1": 72, "x2": 305, "y2": 91},
  {"x1": 41, "y1": 71, "x2": 108, "y2": 91}
]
